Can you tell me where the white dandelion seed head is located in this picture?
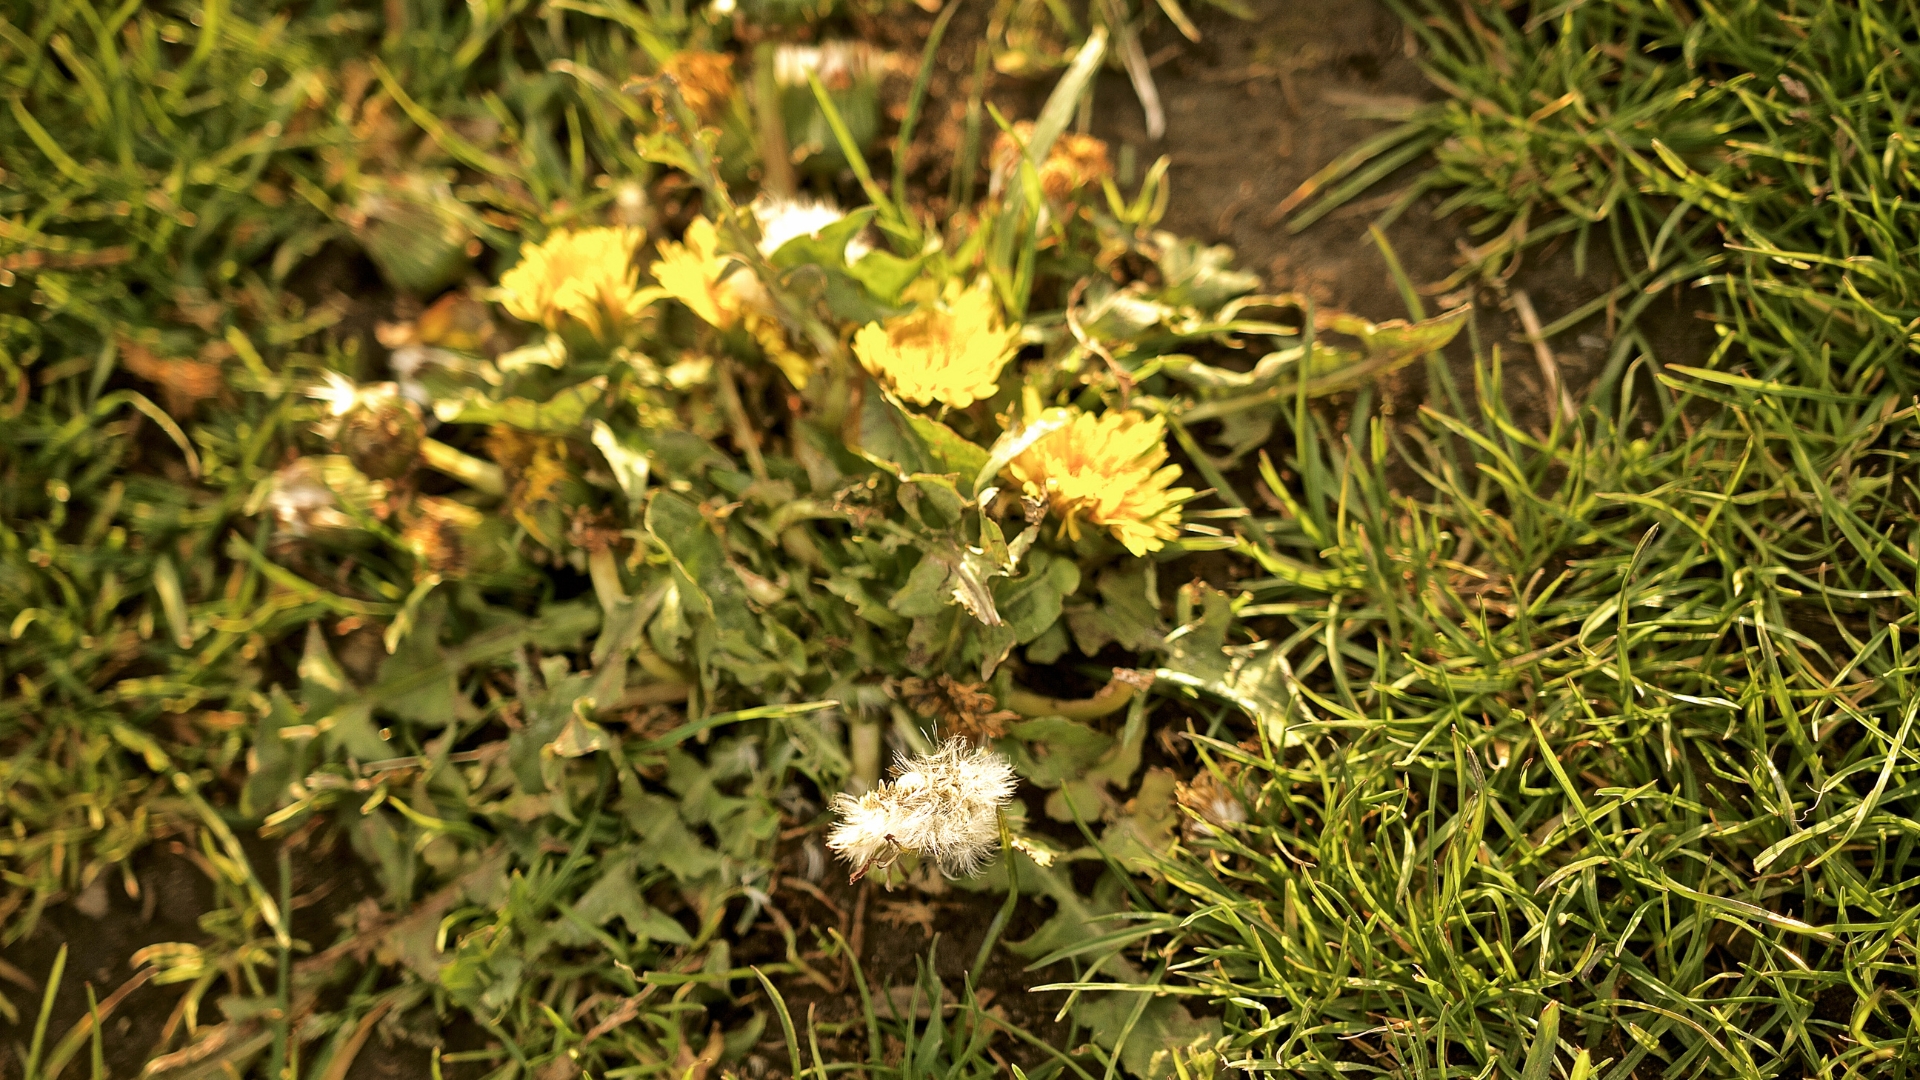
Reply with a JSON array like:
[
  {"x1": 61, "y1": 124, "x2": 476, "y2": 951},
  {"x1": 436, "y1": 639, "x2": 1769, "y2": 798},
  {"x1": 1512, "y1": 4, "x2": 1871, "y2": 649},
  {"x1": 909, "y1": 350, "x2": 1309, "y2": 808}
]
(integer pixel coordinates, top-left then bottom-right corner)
[
  {"x1": 750, "y1": 194, "x2": 872, "y2": 263},
  {"x1": 771, "y1": 41, "x2": 881, "y2": 90},
  {"x1": 826, "y1": 789, "x2": 904, "y2": 881},
  {"x1": 265, "y1": 458, "x2": 354, "y2": 538},
  {"x1": 1207, "y1": 793, "x2": 1247, "y2": 826},
  {"x1": 308, "y1": 370, "x2": 362, "y2": 417},
  {"x1": 826, "y1": 739, "x2": 1016, "y2": 882}
]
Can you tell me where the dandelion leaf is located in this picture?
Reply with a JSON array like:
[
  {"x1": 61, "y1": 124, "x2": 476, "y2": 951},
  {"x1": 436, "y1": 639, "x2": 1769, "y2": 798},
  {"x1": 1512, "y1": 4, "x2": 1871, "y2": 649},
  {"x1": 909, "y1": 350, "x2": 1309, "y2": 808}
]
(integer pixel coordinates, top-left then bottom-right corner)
[
  {"x1": 767, "y1": 208, "x2": 875, "y2": 270},
  {"x1": 567, "y1": 848, "x2": 693, "y2": 945},
  {"x1": 1067, "y1": 563, "x2": 1162, "y2": 656},
  {"x1": 434, "y1": 378, "x2": 605, "y2": 431},
  {"x1": 1152, "y1": 234, "x2": 1262, "y2": 310},
  {"x1": 904, "y1": 414, "x2": 991, "y2": 486},
  {"x1": 619, "y1": 789, "x2": 726, "y2": 884},
  {"x1": 1157, "y1": 584, "x2": 1304, "y2": 747},
  {"x1": 846, "y1": 248, "x2": 926, "y2": 305},
  {"x1": 856, "y1": 391, "x2": 935, "y2": 474},
  {"x1": 241, "y1": 687, "x2": 304, "y2": 818},
  {"x1": 1002, "y1": 716, "x2": 1113, "y2": 788},
  {"x1": 1075, "y1": 992, "x2": 1221, "y2": 1080},
  {"x1": 992, "y1": 548, "x2": 1080, "y2": 642},
  {"x1": 374, "y1": 594, "x2": 461, "y2": 728}
]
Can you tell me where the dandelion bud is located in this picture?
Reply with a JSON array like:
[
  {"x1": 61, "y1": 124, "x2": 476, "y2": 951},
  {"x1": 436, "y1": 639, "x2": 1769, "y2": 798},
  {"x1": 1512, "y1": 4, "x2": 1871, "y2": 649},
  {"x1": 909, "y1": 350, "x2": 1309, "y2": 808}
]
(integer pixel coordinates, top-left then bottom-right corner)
[
  {"x1": 336, "y1": 383, "x2": 425, "y2": 481},
  {"x1": 353, "y1": 176, "x2": 475, "y2": 295},
  {"x1": 827, "y1": 740, "x2": 1016, "y2": 882}
]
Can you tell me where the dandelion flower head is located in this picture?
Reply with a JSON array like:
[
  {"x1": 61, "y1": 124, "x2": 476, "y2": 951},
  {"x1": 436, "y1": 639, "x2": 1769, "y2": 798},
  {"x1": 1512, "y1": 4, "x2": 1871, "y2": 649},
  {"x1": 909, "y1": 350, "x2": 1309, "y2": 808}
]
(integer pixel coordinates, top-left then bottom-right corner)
[
  {"x1": 650, "y1": 216, "x2": 746, "y2": 329},
  {"x1": 498, "y1": 227, "x2": 653, "y2": 341},
  {"x1": 649, "y1": 215, "x2": 813, "y2": 389},
  {"x1": 1006, "y1": 407, "x2": 1194, "y2": 556},
  {"x1": 827, "y1": 740, "x2": 1016, "y2": 881},
  {"x1": 853, "y1": 281, "x2": 1018, "y2": 410}
]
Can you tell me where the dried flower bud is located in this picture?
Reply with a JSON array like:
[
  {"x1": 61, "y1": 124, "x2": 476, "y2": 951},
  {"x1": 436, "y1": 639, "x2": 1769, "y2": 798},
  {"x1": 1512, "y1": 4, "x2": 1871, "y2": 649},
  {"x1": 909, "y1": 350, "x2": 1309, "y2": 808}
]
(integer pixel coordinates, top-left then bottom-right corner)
[
  {"x1": 336, "y1": 383, "x2": 425, "y2": 481},
  {"x1": 266, "y1": 457, "x2": 387, "y2": 539},
  {"x1": 402, "y1": 495, "x2": 484, "y2": 575},
  {"x1": 991, "y1": 122, "x2": 1113, "y2": 201},
  {"x1": 657, "y1": 50, "x2": 735, "y2": 122},
  {"x1": 896, "y1": 675, "x2": 1018, "y2": 742},
  {"x1": 1175, "y1": 770, "x2": 1247, "y2": 838}
]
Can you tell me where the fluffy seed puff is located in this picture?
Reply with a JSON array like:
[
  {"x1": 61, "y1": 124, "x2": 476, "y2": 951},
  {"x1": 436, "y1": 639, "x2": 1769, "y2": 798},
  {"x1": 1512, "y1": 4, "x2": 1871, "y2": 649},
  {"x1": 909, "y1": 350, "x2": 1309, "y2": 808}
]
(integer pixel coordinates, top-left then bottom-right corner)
[
  {"x1": 751, "y1": 194, "x2": 872, "y2": 263},
  {"x1": 827, "y1": 740, "x2": 1016, "y2": 882}
]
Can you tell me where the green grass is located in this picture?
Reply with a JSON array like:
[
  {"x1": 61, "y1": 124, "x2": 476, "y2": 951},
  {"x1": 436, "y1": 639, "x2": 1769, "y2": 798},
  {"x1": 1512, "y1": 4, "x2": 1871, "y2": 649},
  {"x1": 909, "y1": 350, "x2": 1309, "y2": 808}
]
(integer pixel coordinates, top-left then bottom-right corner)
[
  {"x1": 3, "y1": 0, "x2": 1919, "y2": 1078},
  {"x1": 1155, "y1": 1, "x2": 1920, "y2": 1075}
]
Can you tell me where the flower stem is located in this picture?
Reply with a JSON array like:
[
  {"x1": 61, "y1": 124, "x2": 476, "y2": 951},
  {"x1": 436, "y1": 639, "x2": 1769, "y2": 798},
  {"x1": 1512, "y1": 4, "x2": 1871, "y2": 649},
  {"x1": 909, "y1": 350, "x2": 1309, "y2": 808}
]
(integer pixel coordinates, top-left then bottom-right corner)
[
  {"x1": 420, "y1": 438, "x2": 505, "y2": 496},
  {"x1": 1004, "y1": 668, "x2": 1155, "y2": 720}
]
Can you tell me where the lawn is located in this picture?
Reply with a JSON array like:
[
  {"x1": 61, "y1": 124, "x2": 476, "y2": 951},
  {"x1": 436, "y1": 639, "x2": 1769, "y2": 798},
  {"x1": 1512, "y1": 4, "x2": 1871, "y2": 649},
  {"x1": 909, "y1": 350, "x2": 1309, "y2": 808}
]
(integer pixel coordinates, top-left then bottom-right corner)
[{"x1": 1, "y1": 0, "x2": 1917, "y2": 1078}]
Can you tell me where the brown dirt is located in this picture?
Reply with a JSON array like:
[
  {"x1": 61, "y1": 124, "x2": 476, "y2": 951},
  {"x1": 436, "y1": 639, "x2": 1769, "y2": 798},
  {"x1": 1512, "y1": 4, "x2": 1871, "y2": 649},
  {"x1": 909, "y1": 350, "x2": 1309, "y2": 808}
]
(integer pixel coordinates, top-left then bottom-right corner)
[
  {"x1": 735, "y1": 840, "x2": 1078, "y2": 1073},
  {"x1": 874, "y1": 0, "x2": 1714, "y2": 427},
  {"x1": 1087, "y1": 2, "x2": 1459, "y2": 321},
  {"x1": 1, "y1": 846, "x2": 214, "y2": 1078}
]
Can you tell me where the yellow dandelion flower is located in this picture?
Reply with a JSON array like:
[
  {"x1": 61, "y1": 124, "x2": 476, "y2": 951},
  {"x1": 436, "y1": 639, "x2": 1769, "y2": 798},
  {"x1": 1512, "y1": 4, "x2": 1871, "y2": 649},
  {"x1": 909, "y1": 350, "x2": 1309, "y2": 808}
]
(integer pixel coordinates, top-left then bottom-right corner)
[
  {"x1": 498, "y1": 227, "x2": 654, "y2": 341},
  {"x1": 1006, "y1": 407, "x2": 1194, "y2": 556},
  {"x1": 852, "y1": 282, "x2": 1018, "y2": 409},
  {"x1": 650, "y1": 216, "x2": 739, "y2": 329},
  {"x1": 649, "y1": 217, "x2": 815, "y2": 389}
]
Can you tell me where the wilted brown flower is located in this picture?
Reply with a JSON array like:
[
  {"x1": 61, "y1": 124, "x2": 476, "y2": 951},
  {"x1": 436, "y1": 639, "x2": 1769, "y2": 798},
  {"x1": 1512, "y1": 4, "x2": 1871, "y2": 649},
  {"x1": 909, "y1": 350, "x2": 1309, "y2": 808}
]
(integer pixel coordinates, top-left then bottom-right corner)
[
  {"x1": 1175, "y1": 767, "x2": 1247, "y2": 839},
  {"x1": 483, "y1": 420, "x2": 572, "y2": 538},
  {"x1": 896, "y1": 675, "x2": 1019, "y2": 742},
  {"x1": 401, "y1": 495, "x2": 483, "y2": 575},
  {"x1": 566, "y1": 506, "x2": 623, "y2": 555},
  {"x1": 414, "y1": 291, "x2": 498, "y2": 354},
  {"x1": 119, "y1": 335, "x2": 223, "y2": 417},
  {"x1": 657, "y1": 50, "x2": 735, "y2": 122},
  {"x1": 991, "y1": 122, "x2": 1113, "y2": 201}
]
